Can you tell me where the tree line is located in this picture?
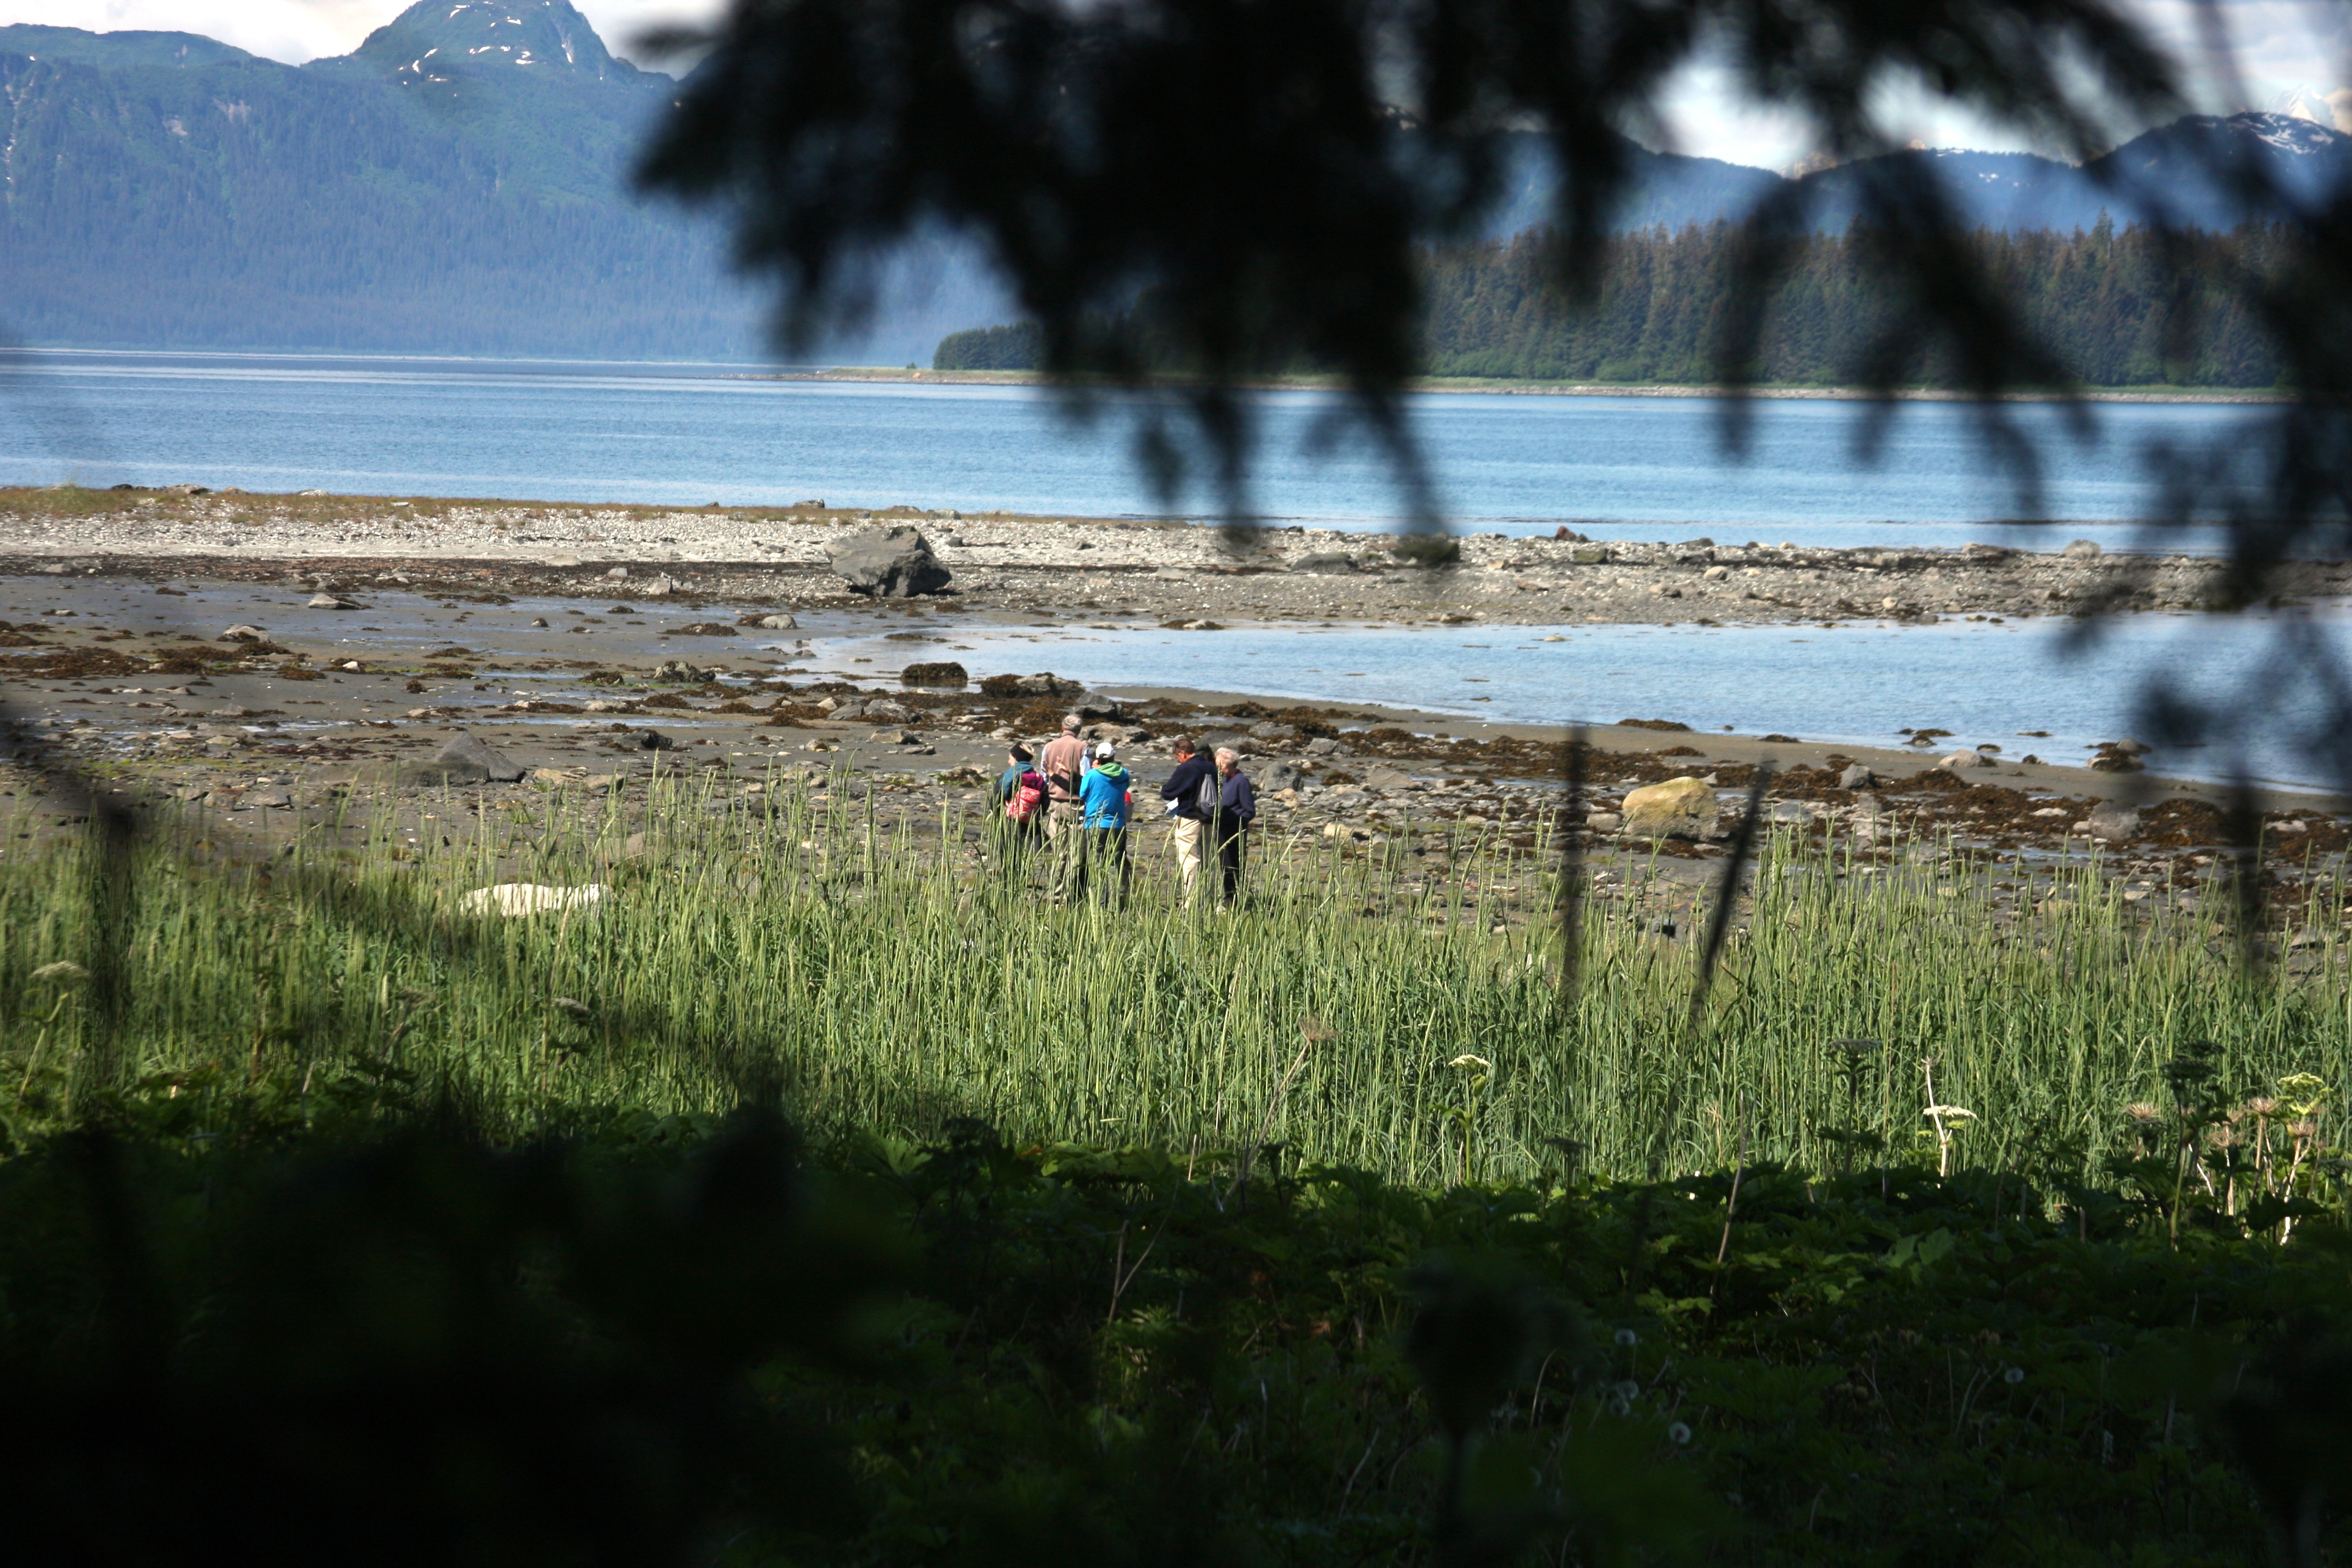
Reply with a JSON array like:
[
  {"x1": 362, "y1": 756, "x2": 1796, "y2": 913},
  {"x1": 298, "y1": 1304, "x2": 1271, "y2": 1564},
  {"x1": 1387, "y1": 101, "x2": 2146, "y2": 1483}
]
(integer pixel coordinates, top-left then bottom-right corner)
[{"x1": 942, "y1": 220, "x2": 2287, "y2": 389}]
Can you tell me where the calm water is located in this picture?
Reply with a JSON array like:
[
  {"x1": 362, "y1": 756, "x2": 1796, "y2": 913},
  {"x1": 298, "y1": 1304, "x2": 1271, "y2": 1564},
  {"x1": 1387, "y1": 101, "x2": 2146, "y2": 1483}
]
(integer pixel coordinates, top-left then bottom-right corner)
[
  {"x1": 0, "y1": 348, "x2": 2274, "y2": 549},
  {"x1": 810, "y1": 612, "x2": 2348, "y2": 790}
]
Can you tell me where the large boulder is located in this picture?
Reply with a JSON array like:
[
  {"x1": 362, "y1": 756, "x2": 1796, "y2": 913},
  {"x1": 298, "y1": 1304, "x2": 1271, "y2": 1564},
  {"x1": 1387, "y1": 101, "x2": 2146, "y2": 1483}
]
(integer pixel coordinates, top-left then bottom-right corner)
[
  {"x1": 828, "y1": 526, "x2": 952, "y2": 598},
  {"x1": 1621, "y1": 776, "x2": 1719, "y2": 839},
  {"x1": 403, "y1": 731, "x2": 527, "y2": 785},
  {"x1": 2085, "y1": 802, "x2": 2140, "y2": 841}
]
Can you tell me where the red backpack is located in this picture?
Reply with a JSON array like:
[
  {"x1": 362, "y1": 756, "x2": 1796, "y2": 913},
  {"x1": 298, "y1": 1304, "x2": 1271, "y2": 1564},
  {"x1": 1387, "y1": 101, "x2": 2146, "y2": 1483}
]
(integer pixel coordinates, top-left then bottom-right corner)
[{"x1": 1006, "y1": 768, "x2": 1048, "y2": 822}]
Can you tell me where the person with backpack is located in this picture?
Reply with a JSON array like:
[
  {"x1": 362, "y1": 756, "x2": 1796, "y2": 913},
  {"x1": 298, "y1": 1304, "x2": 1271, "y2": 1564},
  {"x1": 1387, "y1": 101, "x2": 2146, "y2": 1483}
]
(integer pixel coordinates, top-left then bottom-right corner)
[
  {"x1": 1076, "y1": 739, "x2": 1134, "y2": 907},
  {"x1": 993, "y1": 743, "x2": 1048, "y2": 871},
  {"x1": 1039, "y1": 713, "x2": 1093, "y2": 904},
  {"x1": 1158, "y1": 735, "x2": 1218, "y2": 905},
  {"x1": 1212, "y1": 746, "x2": 1257, "y2": 906}
]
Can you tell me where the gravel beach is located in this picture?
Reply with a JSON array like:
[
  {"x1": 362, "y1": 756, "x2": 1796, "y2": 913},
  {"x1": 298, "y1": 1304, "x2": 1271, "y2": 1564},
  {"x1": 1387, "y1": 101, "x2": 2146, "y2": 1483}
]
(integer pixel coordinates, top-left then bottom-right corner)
[{"x1": 4, "y1": 485, "x2": 2341, "y2": 628}]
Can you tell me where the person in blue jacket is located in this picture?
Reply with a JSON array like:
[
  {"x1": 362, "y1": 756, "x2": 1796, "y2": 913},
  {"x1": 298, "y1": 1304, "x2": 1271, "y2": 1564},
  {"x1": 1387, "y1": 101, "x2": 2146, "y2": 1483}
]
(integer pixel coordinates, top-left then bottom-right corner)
[
  {"x1": 1158, "y1": 735, "x2": 1218, "y2": 904},
  {"x1": 1076, "y1": 739, "x2": 1134, "y2": 906}
]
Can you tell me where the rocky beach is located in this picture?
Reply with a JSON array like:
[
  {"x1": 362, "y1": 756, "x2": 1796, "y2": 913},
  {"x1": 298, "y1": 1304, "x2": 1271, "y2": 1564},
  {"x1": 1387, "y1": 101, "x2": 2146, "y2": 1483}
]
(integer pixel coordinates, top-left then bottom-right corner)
[{"x1": 2, "y1": 483, "x2": 2347, "y2": 947}]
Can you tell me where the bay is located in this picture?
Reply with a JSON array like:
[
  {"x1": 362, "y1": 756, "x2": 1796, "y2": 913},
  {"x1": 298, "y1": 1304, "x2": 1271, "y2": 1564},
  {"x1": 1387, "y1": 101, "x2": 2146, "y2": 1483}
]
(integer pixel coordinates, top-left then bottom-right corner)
[{"x1": 0, "y1": 348, "x2": 2273, "y2": 551}]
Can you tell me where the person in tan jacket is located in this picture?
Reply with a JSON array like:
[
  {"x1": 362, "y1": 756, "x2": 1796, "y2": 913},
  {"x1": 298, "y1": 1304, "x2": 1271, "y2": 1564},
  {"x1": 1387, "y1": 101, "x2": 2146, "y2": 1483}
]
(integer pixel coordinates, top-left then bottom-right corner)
[{"x1": 1039, "y1": 713, "x2": 1091, "y2": 904}]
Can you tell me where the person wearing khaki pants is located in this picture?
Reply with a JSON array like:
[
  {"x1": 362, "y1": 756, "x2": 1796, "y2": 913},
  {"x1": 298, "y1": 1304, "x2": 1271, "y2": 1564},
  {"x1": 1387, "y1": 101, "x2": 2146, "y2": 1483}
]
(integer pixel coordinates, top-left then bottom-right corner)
[
  {"x1": 1039, "y1": 713, "x2": 1091, "y2": 905},
  {"x1": 1158, "y1": 734, "x2": 1217, "y2": 905}
]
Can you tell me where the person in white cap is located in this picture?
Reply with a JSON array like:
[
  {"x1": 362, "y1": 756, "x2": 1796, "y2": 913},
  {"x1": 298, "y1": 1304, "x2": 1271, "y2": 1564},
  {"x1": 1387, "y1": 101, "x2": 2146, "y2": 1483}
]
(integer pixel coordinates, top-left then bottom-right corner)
[{"x1": 1076, "y1": 739, "x2": 1134, "y2": 906}]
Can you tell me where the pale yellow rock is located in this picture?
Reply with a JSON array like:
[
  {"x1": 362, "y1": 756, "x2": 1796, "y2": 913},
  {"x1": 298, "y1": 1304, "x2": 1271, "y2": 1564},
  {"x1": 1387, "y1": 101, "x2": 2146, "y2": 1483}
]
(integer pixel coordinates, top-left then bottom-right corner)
[{"x1": 1620, "y1": 776, "x2": 1719, "y2": 840}]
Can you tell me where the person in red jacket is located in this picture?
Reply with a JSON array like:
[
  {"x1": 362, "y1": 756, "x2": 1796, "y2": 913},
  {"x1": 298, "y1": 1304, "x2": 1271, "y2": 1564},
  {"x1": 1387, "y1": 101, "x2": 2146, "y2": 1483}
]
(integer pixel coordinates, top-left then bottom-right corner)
[{"x1": 991, "y1": 743, "x2": 1048, "y2": 873}]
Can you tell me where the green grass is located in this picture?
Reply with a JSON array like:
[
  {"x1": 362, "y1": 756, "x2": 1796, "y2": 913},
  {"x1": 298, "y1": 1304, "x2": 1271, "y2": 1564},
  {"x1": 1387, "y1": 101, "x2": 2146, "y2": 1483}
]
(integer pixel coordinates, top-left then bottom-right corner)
[{"x1": 3, "y1": 766, "x2": 2345, "y2": 1186}]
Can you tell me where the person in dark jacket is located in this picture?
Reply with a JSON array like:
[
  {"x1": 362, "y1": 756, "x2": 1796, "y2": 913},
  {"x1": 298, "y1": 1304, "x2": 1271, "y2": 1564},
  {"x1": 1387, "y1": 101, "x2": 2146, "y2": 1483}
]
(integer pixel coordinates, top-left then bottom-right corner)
[
  {"x1": 1212, "y1": 746, "x2": 1256, "y2": 905},
  {"x1": 1159, "y1": 735, "x2": 1218, "y2": 904}
]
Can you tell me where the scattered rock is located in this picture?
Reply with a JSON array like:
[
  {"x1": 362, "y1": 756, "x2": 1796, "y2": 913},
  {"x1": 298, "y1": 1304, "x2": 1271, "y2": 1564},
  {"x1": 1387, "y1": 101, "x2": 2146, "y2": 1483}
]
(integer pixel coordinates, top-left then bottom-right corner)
[
  {"x1": 604, "y1": 566, "x2": 630, "y2": 579},
  {"x1": 675, "y1": 622, "x2": 737, "y2": 636},
  {"x1": 828, "y1": 526, "x2": 952, "y2": 598},
  {"x1": 1304, "y1": 737, "x2": 1341, "y2": 756},
  {"x1": 1071, "y1": 691, "x2": 1123, "y2": 719},
  {"x1": 1837, "y1": 763, "x2": 1878, "y2": 790},
  {"x1": 218, "y1": 624, "x2": 269, "y2": 643},
  {"x1": 624, "y1": 729, "x2": 678, "y2": 751},
  {"x1": 1621, "y1": 776, "x2": 1719, "y2": 840},
  {"x1": 1260, "y1": 762, "x2": 1304, "y2": 792},
  {"x1": 1290, "y1": 552, "x2": 1357, "y2": 573},
  {"x1": 653, "y1": 660, "x2": 710, "y2": 683},
  {"x1": 1364, "y1": 765, "x2": 1417, "y2": 791},
  {"x1": 2062, "y1": 539, "x2": 2102, "y2": 558},
  {"x1": 1583, "y1": 810, "x2": 1623, "y2": 833},
  {"x1": 901, "y1": 661, "x2": 969, "y2": 686},
  {"x1": 459, "y1": 883, "x2": 607, "y2": 918},
  {"x1": 307, "y1": 594, "x2": 359, "y2": 610}
]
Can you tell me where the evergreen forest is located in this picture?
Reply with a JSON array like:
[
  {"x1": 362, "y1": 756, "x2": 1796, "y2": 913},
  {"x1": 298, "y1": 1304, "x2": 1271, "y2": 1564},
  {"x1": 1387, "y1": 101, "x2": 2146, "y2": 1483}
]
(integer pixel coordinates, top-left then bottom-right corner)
[
  {"x1": 941, "y1": 220, "x2": 2288, "y2": 390},
  {"x1": 1422, "y1": 220, "x2": 2287, "y2": 388}
]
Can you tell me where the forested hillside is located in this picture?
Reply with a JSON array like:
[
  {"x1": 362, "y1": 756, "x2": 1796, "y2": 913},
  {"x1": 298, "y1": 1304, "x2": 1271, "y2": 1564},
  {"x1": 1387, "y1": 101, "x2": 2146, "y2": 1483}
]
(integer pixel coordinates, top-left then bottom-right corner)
[
  {"x1": 7, "y1": 2, "x2": 2339, "y2": 372},
  {"x1": 1422, "y1": 220, "x2": 2284, "y2": 387},
  {"x1": 943, "y1": 219, "x2": 2284, "y2": 388},
  {"x1": 0, "y1": 4, "x2": 1001, "y2": 364},
  {"x1": 0, "y1": 8, "x2": 763, "y2": 359}
]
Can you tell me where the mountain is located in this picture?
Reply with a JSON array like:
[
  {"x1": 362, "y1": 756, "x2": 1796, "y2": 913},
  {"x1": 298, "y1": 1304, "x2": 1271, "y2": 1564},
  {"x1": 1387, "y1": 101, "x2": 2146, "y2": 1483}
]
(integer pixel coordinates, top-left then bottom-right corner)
[
  {"x1": 4, "y1": 5, "x2": 2342, "y2": 367},
  {"x1": 1793, "y1": 113, "x2": 2352, "y2": 232},
  {"x1": 0, "y1": 2, "x2": 998, "y2": 362},
  {"x1": 1478, "y1": 134, "x2": 1785, "y2": 238},
  {"x1": 0, "y1": 24, "x2": 255, "y2": 71}
]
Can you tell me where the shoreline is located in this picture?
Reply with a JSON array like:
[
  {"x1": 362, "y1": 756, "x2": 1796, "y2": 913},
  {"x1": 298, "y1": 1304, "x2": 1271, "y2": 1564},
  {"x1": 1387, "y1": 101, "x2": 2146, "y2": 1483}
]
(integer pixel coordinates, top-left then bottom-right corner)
[
  {"x1": 5, "y1": 486, "x2": 2342, "y2": 632},
  {"x1": 766, "y1": 366, "x2": 2293, "y2": 405},
  {"x1": 2, "y1": 557, "x2": 2342, "y2": 938}
]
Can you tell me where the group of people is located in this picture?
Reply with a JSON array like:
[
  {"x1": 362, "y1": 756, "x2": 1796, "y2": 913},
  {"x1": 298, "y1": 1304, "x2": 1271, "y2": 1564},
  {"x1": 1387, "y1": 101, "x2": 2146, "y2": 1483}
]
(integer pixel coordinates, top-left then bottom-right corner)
[{"x1": 993, "y1": 713, "x2": 1257, "y2": 906}]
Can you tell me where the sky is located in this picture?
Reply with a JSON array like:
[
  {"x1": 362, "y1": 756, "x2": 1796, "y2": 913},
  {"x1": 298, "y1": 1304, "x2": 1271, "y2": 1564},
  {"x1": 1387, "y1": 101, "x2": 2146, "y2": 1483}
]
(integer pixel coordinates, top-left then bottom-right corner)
[{"x1": 1, "y1": 0, "x2": 2344, "y2": 171}]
